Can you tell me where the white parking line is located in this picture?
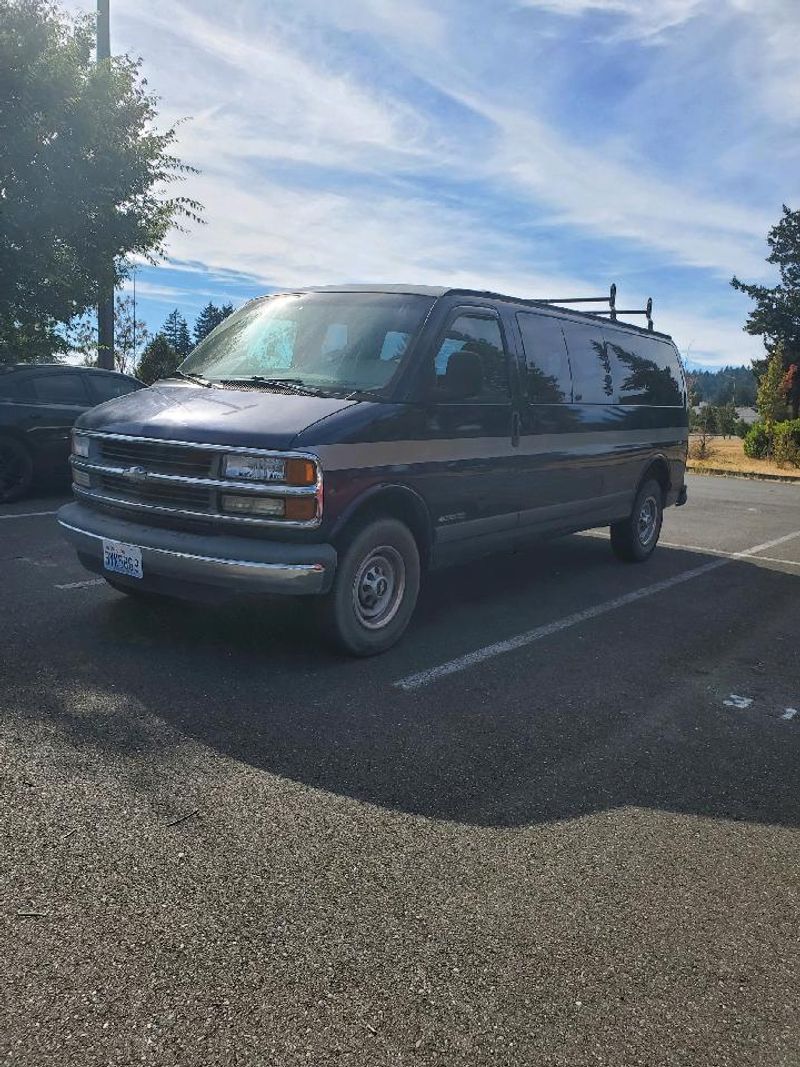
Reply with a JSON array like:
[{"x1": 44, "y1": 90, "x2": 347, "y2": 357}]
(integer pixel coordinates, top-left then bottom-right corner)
[
  {"x1": 394, "y1": 528, "x2": 800, "y2": 691},
  {"x1": 658, "y1": 541, "x2": 800, "y2": 567},
  {"x1": 0, "y1": 510, "x2": 58, "y2": 521},
  {"x1": 55, "y1": 578, "x2": 106, "y2": 590}
]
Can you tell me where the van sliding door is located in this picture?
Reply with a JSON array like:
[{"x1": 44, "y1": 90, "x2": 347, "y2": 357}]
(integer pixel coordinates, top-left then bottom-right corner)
[{"x1": 515, "y1": 312, "x2": 601, "y2": 531}]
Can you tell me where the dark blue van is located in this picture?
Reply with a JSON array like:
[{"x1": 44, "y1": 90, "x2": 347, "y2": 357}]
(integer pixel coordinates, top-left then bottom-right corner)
[{"x1": 57, "y1": 285, "x2": 688, "y2": 654}]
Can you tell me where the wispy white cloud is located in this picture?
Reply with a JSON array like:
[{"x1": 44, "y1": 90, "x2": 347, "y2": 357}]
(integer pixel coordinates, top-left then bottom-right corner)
[
  {"x1": 59, "y1": 0, "x2": 797, "y2": 366},
  {"x1": 516, "y1": 0, "x2": 706, "y2": 39},
  {"x1": 124, "y1": 0, "x2": 437, "y2": 170}
]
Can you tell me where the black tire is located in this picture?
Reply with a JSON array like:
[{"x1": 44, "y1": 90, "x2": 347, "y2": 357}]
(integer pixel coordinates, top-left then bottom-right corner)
[
  {"x1": 319, "y1": 517, "x2": 421, "y2": 656},
  {"x1": 610, "y1": 478, "x2": 663, "y2": 563},
  {"x1": 0, "y1": 436, "x2": 34, "y2": 504}
]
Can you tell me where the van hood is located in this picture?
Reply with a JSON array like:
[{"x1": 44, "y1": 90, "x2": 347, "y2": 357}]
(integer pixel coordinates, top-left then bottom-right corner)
[{"x1": 75, "y1": 381, "x2": 358, "y2": 451}]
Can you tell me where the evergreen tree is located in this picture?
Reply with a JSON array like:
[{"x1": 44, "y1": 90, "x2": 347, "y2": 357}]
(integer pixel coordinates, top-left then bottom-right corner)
[
  {"x1": 716, "y1": 400, "x2": 737, "y2": 438},
  {"x1": 756, "y1": 344, "x2": 789, "y2": 424},
  {"x1": 731, "y1": 205, "x2": 800, "y2": 375},
  {"x1": 194, "y1": 302, "x2": 235, "y2": 345},
  {"x1": 136, "y1": 334, "x2": 180, "y2": 385},
  {"x1": 162, "y1": 310, "x2": 192, "y2": 357}
]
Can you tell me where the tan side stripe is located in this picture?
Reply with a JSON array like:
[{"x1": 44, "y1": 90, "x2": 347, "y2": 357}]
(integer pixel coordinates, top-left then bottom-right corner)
[{"x1": 315, "y1": 427, "x2": 688, "y2": 471}]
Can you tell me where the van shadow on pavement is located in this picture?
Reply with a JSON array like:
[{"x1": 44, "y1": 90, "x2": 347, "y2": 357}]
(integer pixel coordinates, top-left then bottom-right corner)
[{"x1": 9, "y1": 536, "x2": 800, "y2": 830}]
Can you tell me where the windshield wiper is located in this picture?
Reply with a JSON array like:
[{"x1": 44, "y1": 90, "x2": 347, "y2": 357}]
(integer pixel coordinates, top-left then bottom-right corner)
[
  {"x1": 172, "y1": 369, "x2": 217, "y2": 389},
  {"x1": 220, "y1": 376, "x2": 325, "y2": 395}
]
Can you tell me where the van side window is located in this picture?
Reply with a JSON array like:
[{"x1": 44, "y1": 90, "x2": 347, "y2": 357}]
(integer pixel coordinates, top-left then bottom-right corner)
[
  {"x1": 605, "y1": 333, "x2": 683, "y2": 406},
  {"x1": 432, "y1": 314, "x2": 508, "y2": 403},
  {"x1": 561, "y1": 322, "x2": 613, "y2": 404},
  {"x1": 516, "y1": 313, "x2": 572, "y2": 403}
]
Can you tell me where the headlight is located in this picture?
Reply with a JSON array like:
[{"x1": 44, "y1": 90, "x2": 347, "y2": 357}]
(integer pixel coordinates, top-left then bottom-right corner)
[
  {"x1": 72, "y1": 433, "x2": 90, "y2": 458},
  {"x1": 223, "y1": 454, "x2": 285, "y2": 482},
  {"x1": 220, "y1": 493, "x2": 318, "y2": 522},
  {"x1": 222, "y1": 454, "x2": 317, "y2": 486},
  {"x1": 220, "y1": 493, "x2": 286, "y2": 517}
]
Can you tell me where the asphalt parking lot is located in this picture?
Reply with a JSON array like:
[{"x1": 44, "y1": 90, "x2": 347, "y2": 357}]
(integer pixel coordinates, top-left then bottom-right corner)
[{"x1": 2, "y1": 473, "x2": 799, "y2": 1066}]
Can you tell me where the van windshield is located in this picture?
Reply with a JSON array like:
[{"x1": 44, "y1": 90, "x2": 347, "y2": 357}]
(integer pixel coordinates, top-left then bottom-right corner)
[{"x1": 179, "y1": 292, "x2": 435, "y2": 395}]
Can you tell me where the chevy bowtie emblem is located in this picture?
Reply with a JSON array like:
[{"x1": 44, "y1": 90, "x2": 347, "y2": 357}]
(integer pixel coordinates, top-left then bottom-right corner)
[{"x1": 122, "y1": 465, "x2": 149, "y2": 483}]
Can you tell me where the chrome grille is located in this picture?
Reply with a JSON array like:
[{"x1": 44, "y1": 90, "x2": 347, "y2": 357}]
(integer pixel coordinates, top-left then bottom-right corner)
[
  {"x1": 71, "y1": 431, "x2": 322, "y2": 529},
  {"x1": 97, "y1": 473, "x2": 211, "y2": 511},
  {"x1": 98, "y1": 438, "x2": 215, "y2": 477}
]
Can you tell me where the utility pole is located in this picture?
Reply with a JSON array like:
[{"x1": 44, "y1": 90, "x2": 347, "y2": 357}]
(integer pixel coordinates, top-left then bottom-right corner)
[{"x1": 96, "y1": 0, "x2": 114, "y2": 369}]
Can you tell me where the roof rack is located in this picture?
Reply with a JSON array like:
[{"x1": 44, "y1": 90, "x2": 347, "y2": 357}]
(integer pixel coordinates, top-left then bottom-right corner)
[{"x1": 539, "y1": 284, "x2": 655, "y2": 332}]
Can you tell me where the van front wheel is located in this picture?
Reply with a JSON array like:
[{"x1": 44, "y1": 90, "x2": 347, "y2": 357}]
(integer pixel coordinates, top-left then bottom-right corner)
[
  {"x1": 610, "y1": 478, "x2": 663, "y2": 563},
  {"x1": 321, "y1": 518, "x2": 420, "y2": 656}
]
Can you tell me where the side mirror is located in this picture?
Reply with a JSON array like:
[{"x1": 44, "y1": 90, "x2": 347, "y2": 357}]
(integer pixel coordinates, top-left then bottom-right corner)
[{"x1": 441, "y1": 348, "x2": 483, "y2": 400}]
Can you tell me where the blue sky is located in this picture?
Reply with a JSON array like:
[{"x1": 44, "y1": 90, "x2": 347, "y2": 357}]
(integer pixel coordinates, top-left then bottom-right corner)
[{"x1": 66, "y1": 0, "x2": 799, "y2": 367}]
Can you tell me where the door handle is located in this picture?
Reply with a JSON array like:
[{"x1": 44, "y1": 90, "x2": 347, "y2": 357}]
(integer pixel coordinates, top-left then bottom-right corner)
[{"x1": 511, "y1": 410, "x2": 521, "y2": 448}]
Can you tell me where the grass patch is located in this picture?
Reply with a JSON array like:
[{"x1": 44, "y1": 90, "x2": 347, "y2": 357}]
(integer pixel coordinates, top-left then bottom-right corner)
[{"x1": 687, "y1": 436, "x2": 800, "y2": 479}]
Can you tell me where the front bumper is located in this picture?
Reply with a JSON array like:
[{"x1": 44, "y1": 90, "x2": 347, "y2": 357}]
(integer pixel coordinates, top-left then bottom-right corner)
[{"x1": 57, "y1": 502, "x2": 337, "y2": 597}]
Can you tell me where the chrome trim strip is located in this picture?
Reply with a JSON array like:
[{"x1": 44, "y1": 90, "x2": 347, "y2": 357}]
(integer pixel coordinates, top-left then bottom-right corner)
[
  {"x1": 73, "y1": 429, "x2": 321, "y2": 467},
  {"x1": 72, "y1": 486, "x2": 322, "y2": 529},
  {"x1": 71, "y1": 459, "x2": 318, "y2": 496},
  {"x1": 58, "y1": 518, "x2": 325, "y2": 575}
]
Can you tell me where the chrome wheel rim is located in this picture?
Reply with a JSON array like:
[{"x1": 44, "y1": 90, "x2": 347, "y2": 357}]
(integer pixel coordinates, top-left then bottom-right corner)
[
  {"x1": 637, "y1": 495, "x2": 659, "y2": 546},
  {"x1": 352, "y1": 546, "x2": 406, "y2": 630}
]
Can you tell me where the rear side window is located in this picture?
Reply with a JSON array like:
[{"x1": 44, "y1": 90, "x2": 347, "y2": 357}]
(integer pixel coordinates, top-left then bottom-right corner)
[
  {"x1": 87, "y1": 374, "x2": 140, "y2": 403},
  {"x1": 561, "y1": 322, "x2": 614, "y2": 404},
  {"x1": 28, "y1": 373, "x2": 89, "y2": 404},
  {"x1": 432, "y1": 313, "x2": 509, "y2": 403},
  {"x1": 516, "y1": 313, "x2": 572, "y2": 403},
  {"x1": 604, "y1": 333, "x2": 683, "y2": 406}
]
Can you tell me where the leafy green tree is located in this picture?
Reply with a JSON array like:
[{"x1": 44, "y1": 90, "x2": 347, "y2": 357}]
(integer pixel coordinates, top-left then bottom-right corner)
[
  {"x1": 689, "y1": 404, "x2": 717, "y2": 460},
  {"x1": 716, "y1": 400, "x2": 737, "y2": 438},
  {"x1": 731, "y1": 205, "x2": 800, "y2": 375},
  {"x1": 697, "y1": 405, "x2": 717, "y2": 435},
  {"x1": 756, "y1": 344, "x2": 789, "y2": 424},
  {"x1": 0, "y1": 0, "x2": 202, "y2": 365},
  {"x1": 781, "y1": 363, "x2": 800, "y2": 419},
  {"x1": 162, "y1": 309, "x2": 192, "y2": 357},
  {"x1": 194, "y1": 301, "x2": 234, "y2": 345},
  {"x1": 136, "y1": 333, "x2": 179, "y2": 385},
  {"x1": 69, "y1": 295, "x2": 148, "y2": 375}
]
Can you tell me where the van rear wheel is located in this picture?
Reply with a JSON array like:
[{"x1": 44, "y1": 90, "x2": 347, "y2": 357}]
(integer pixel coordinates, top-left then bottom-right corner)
[
  {"x1": 610, "y1": 478, "x2": 663, "y2": 563},
  {"x1": 320, "y1": 517, "x2": 420, "y2": 656}
]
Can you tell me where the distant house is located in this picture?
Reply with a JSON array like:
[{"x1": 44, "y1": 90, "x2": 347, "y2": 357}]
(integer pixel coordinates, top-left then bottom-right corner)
[{"x1": 735, "y1": 406, "x2": 758, "y2": 425}]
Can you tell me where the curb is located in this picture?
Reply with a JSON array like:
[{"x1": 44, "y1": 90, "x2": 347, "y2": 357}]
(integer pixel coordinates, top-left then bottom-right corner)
[{"x1": 687, "y1": 465, "x2": 800, "y2": 485}]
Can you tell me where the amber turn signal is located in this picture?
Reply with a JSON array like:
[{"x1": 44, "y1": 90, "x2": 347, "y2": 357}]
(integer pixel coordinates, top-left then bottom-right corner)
[
  {"x1": 284, "y1": 496, "x2": 318, "y2": 522},
  {"x1": 285, "y1": 458, "x2": 317, "y2": 486}
]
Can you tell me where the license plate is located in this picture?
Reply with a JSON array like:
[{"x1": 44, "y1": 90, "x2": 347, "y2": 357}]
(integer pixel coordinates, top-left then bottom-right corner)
[{"x1": 102, "y1": 539, "x2": 143, "y2": 579}]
